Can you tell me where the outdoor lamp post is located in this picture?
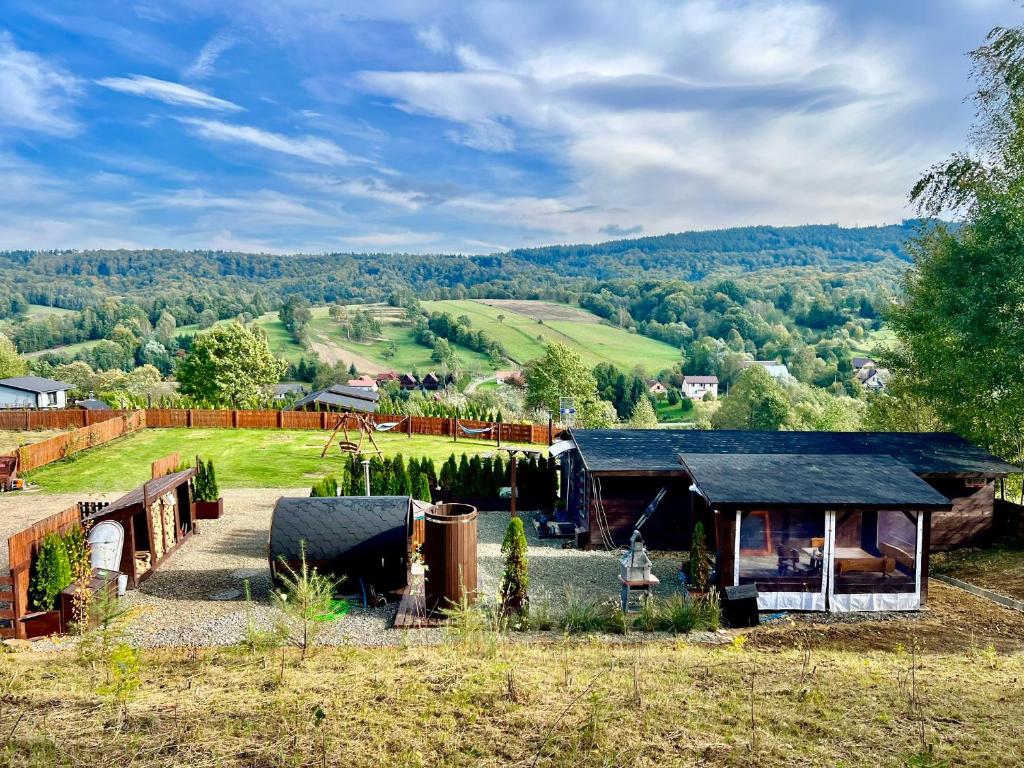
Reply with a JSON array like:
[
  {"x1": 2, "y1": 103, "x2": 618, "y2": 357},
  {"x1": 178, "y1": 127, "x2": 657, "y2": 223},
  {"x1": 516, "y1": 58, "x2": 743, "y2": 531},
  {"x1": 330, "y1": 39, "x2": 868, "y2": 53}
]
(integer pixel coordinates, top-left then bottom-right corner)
[{"x1": 362, "y1": 458, "x2": 371, "y2": 496}]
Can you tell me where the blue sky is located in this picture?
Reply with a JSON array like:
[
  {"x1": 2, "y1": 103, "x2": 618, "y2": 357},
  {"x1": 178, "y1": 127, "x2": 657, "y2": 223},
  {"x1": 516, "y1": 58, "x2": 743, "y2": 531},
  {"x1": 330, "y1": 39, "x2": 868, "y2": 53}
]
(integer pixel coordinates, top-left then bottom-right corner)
[{"x1": 0, "y1": 0, "x2": 1014, "y2": 253}]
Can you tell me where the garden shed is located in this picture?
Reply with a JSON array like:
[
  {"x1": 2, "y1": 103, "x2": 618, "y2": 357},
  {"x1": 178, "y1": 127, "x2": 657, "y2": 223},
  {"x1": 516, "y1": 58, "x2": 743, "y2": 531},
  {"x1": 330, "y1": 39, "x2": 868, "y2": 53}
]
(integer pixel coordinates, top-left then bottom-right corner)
[
  {"x1": 561, "y1": 429, "x2": 1020, "y2": 552},
  {"x1": 81, "y1": 467, "x2": 196, "y2": 589},
  {"x1": 680, "y1": 453, "x2": 951, "y2": 611},
  {"x1": 269, "y1": 496, "x2": 413, "y2": 596}
]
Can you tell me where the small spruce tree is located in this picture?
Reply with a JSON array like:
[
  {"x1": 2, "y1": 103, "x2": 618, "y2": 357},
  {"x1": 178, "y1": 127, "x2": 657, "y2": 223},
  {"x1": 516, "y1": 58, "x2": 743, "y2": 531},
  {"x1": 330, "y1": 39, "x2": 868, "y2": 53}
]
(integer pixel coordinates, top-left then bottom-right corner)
[
  {"x1": 456, "y1": 454, "x2": 471, "y2": 496},
  {"x1": 499, "y1": 517, "x2": 529, "y2": 617},
  {"x1": 31, "y1": 532, "x2": 73, "y2": 610},
  {"x1": 689, "y1": 521, "x2": 713, "y2": 593}
]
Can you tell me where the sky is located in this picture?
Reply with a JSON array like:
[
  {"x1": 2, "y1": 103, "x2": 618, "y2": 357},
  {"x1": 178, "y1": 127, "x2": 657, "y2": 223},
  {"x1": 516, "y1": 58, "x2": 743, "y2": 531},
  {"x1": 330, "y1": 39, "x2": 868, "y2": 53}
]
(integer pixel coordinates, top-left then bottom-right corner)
[{"x1": 0, "y1": 0, "x2": 1016, "y2": 254}]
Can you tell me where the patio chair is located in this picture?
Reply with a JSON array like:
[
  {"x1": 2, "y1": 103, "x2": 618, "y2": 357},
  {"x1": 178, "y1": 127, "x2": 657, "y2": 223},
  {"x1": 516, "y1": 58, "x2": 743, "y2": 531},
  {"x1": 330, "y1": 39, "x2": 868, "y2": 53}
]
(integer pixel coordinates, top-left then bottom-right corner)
[{"x1": 776, "y1": 545, "x2": 799, "y2": 575}]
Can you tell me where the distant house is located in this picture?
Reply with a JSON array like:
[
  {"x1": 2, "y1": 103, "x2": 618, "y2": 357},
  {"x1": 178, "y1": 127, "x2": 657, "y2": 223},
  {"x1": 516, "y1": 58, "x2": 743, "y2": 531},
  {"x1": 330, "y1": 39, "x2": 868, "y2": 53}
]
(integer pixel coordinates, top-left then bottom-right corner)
[
  {"x1": 0, "y1": 376, "x2": 72, "y2": 409},
  {"x1": 399, "y1": 373, "x2": 419, "y2": 390},
  {"x1": 290, "y1": 384, "x2": 379, "y2": 413},
  {"x1": 273, "y1": 383, "x2": 308, "y2": 401},
  {"x1": 74, "y1": 398, "x2": 111, "y2": 411},
  {"x1": 347, "y1": 376, "x2": 379, "y2": 392},
  {"x1": 422, "y1": 372, "x2": 441, "y2": 391},
  {"x1": 857, "y1": 367, "x2": 890, "y2": 391},
  {"x1": 743, "y1": 360, "x2": 792, "y2": 382},
  {"x1": 376, "y1": 372, "x2": 399, "y2": 387},
  {"x1": 647, "y1": 380, "x2": 668, "y2": 397},
  {"x1": 852, "y1": 357, "x2": 876, "y2": 371},
  {"x1": 682, "y1": 375, "x2": 718, "y2": 400}
]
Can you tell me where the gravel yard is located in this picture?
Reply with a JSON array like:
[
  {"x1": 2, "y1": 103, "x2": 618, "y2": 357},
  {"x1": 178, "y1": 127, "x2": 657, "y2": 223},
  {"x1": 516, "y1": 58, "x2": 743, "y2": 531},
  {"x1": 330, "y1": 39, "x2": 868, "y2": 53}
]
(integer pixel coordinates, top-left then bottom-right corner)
[{"x1": 11, "y1": 487, "x2": 1017, "y2": 653}]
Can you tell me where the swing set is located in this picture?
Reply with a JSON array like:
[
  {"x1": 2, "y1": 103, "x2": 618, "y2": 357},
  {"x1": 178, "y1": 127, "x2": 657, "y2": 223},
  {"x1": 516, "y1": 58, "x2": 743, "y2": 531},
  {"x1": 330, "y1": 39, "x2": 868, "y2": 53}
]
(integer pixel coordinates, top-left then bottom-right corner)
[{"x1": 320, "y1": 413, "x2": 384, "y2": 457}]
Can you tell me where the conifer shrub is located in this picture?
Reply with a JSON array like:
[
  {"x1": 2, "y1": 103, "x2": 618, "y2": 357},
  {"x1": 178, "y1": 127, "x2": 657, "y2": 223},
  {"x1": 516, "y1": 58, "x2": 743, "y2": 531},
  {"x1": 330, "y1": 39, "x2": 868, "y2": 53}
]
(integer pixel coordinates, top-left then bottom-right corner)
[
  {"x1": 499, "y1": 517, "x2": 530, "y2": 616},
  {"x1": 31, "y1": 532, "x2": 73, "y2": 611}
]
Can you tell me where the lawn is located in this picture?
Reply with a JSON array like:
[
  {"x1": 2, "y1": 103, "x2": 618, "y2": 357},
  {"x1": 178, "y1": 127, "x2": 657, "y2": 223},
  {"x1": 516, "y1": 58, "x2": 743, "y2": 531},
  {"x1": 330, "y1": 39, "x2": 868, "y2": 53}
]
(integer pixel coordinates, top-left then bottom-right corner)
[
  {"x1": 25, "y1": 304, "x2": 78, "y2": 319},
  {"x1": 655, "y1": 398, "x2": 695, "y2": 424},
  {"x1": 423, "y1": 299, "x2": 682, "y2": 372},
  {"x1": 24, "y1": 428, "x2": 535, "y2": 492},
  {"x1": 4, "y1": 641, "x2": 1022, "y2": 767},
  {"x1": 931, "y1": 546, "x2": 1024, "y2": 601}
]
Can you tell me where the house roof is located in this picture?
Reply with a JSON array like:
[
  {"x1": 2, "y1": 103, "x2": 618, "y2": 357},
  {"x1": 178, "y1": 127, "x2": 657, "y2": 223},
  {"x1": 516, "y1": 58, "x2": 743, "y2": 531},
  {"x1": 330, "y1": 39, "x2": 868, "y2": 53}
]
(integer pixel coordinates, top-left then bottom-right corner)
[
  {"x1": 290, "y1": 389, "x2": 378, "y2": 413},
  {"x1": 680, "y1": 453, "x2": 952, "y2": 509},
  {"x1": 683, "y1": 375, "x2": 719, "y2": 384},
  {"x1": 75, "y1": 398, "x2": 111, "y2": 410},
  {"x1": 568, "y1": 429, "x2": 1020, "y2": 477},
  {"x1": 273, "y1": 382, "x2": 307, "y2": 396},
  {"x1": 0, "y1": 376, "x2": 72, "y2": 394},
  {"x1": 852, "y1": 357, "x2": 875, "y2": 369}
]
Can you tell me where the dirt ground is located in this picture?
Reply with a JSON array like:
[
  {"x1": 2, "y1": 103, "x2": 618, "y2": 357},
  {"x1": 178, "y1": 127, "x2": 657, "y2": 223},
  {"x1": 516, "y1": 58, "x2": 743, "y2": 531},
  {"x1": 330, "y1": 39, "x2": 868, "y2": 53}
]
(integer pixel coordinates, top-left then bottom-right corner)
[{"x1": 931, "y1": 545, "x2": 1024, "y2": 601}]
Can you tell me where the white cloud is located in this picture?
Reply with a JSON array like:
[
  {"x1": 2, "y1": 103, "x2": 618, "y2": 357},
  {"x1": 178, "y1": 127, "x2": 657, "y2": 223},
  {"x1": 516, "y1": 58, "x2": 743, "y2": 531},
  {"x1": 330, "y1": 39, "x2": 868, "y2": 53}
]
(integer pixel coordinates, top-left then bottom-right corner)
[
  {"x1": 97, "y1": 74, "x2": 242, "y2": 110},
  {"x1": 180, "y1": 118, "x2": 356, "y2": 165},
  {"x1": 183, "y1": 30, "x2": 238, "y2": 80},
  {"x1": 0, "y1": 31, "x2": 80, "y2": 136}
]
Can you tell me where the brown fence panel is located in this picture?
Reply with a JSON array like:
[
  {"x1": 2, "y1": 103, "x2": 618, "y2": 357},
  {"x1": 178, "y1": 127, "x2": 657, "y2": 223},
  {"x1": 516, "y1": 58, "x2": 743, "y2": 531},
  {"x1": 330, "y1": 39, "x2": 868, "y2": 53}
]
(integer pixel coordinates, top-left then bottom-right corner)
[
  {"x1": 16, "y1": 414, "x2": 144, "y2": 472},
  {"x1": 0, "y1": 410, "x2": 87, "y2": 430},
  {"x1": 236, "y1": 410, "x2": 279, "y2": 429},
  {"x1": 7, "y1": 505, "x2": 82, "y2": 639},
  {"x1": 281, "y1": 411, "x2": 323, "y2": 430},
  {"x1": 151, "y1": 452, "x2": 181, "y2": 479},
  {"x1": 145, "y1": 409, "x2": 189, "y2": 428},
  {"x1": 189, "y1": 410, "x2": 231, "y2": 428}
]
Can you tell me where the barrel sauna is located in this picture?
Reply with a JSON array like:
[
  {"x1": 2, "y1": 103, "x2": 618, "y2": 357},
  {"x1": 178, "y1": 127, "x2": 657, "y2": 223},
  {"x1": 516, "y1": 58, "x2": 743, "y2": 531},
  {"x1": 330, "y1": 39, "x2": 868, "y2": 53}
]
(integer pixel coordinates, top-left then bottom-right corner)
[{"x1": 423, "y1": 503, "x2": 478, "y2": 610}]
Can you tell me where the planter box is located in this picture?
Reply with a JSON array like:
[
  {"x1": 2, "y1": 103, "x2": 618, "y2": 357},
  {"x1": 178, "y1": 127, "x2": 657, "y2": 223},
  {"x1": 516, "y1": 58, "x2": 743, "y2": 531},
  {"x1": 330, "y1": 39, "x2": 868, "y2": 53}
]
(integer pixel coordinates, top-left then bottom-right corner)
[
  {"x1": 195, "y1": 498, "x2": 224, "y2": 520},
  {"x1": 20, "y1": 610, "x2": 61, "y2": 639}
]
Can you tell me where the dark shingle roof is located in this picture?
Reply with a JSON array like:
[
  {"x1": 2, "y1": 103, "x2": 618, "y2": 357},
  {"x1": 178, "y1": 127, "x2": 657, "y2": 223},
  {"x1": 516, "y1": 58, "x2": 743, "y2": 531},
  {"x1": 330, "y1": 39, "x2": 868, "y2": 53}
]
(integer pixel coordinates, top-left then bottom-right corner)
[
  {"x1": 290, "y1": 388, "x2": 378, "y2": 412},
  {"x1": 75, "y1": 398, "x2": 111, "y2": 410},
  {"x1": 0, "y1": 376, "x2": 72, "y2": 393},
  {"x1": 269, "y1": 496, "x2": 411, "y2": 591},
  {"x1": 569, "y1": 429, "x2": 1019, "y2": 476},
  {"x1": 681, "y1": 453, "x2": 952, "y2": 508}
]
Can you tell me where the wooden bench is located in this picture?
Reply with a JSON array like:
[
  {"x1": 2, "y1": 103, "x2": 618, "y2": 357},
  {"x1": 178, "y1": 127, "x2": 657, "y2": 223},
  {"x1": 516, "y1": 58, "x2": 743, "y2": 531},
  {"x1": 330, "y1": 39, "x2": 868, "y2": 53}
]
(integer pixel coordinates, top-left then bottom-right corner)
[{"x1": 837, "y1": 556, "x2": 895, "y2": 577}]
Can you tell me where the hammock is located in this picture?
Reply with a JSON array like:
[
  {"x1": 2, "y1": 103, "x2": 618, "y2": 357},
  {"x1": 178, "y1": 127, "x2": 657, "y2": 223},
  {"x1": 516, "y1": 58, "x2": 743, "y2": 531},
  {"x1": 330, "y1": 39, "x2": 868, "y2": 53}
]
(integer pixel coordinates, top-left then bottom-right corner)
[
  {"x1": 457, "y1": 421, "x2": 496, "y2": 436},
  {"x1": 373, "y1": 418, "x2": 406, "y2": 432}
]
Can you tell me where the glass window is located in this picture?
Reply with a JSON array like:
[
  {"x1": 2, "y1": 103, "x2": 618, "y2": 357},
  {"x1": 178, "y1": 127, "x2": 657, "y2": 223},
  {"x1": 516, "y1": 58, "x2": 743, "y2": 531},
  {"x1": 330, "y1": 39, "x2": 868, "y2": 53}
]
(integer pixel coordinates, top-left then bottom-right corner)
[
  {"x1": 738, "y1": 509, "x2": 825, "y2": 593},
  {"x1": 833, "y1": 510, "x2": 917, "y2": 595}
]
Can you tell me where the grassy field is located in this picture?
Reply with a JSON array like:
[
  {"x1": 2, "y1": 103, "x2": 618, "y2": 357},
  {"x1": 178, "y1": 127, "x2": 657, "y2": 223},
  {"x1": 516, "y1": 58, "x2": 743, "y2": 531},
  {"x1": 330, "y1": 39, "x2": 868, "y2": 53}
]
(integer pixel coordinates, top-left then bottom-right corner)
[
  {"x1": 25, "y1": 304, "x2": 78, "y2": 319},
  {"x1": 306, "y1": 306, "x2": 491, "y2": 374},
  {"x1": 3, "y1": 640, "x2": 1022, "y2": 767},
  {"x1": 22, "y1": 338, "x2": 104, "y2": 359},
  {"x1": 931, "y1": 546, "x2": 1024, "y2": 601},
  {"x1": 655, "y1": 398, "x2": 695, "y2": 424},
  {"x1": 24, "y1": 428, "x2": 533, "y2": 492},
  {"x1": 250, "y1": 313, "x2": 307, "y2": 362},
  {"x1": 850, "y1": 326, "x2": 898, "y2": 358},
  {"x1": 423, "y1": 299, "x2": 681, "y2": 371}
]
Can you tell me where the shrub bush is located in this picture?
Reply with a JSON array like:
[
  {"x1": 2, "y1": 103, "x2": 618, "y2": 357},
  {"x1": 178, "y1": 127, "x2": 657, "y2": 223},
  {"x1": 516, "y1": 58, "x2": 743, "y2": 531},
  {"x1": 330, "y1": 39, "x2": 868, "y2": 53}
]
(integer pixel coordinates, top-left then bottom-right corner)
[
  {"x1": 499, "y1": 517, "x2": 529, "y2": 617},
  {"x1": 30, "y1": 532, "x2": 73, "y2": 611},
  {"x1": 193, "y1": 458, "x2": 220, "y2": 502},
  {"x1": 309, "y1": 475, "x2": 338, "y2": 497}
]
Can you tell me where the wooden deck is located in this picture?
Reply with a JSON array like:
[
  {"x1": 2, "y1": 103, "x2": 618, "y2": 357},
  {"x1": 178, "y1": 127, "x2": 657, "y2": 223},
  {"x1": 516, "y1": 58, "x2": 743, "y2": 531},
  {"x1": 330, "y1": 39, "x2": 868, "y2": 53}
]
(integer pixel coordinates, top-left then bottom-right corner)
[{"x1": 393, "y1": 563, "x2": 445, "y2": 629}]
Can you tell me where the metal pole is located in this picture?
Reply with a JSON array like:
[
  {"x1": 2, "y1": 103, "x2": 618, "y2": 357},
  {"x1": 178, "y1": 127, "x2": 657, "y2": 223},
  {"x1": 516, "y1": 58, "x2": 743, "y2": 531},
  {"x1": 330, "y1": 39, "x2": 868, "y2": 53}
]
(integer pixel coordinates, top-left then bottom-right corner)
[
  {"x1": 510, "y1": 454, "x2": 517, "y2": 518},
  {"x1": 362, "y1": 459, "x2": 371, "y2": 496}
]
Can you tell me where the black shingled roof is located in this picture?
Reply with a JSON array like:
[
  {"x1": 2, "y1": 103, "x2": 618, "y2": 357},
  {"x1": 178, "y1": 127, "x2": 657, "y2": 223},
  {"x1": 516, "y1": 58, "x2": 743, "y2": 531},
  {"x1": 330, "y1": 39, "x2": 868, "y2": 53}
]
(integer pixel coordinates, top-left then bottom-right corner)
[
  {"x1": 680, "y1": 453, "x2": 952, "y2": 509},
  {"x1": 569, "y1": 429, "x2": 1019, "y2": 476},
  {"x1": 269, "y1": 496, "x2": 411, "y2": 591},
  {"x1": 0, "y1": 376, "x2": 72, "y2": 393}
]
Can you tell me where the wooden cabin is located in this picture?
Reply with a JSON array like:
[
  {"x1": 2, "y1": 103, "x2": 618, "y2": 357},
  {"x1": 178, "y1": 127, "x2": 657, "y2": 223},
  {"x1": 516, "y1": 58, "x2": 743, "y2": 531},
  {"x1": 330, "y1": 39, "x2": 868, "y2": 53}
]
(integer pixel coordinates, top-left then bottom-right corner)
[
  {"x1": 81, "y1": 468, "x2": 196, "y2": 589},
  {"x1": 559, "y1": 429, "x2": 1019, "y2": 612}
]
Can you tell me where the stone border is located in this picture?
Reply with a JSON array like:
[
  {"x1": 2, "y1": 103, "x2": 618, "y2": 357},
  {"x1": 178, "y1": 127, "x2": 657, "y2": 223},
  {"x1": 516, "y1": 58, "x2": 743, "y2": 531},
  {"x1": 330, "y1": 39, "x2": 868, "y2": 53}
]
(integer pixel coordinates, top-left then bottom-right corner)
[{"x1": 931, "y1": 574, "x2": 1024, "y2": 613}]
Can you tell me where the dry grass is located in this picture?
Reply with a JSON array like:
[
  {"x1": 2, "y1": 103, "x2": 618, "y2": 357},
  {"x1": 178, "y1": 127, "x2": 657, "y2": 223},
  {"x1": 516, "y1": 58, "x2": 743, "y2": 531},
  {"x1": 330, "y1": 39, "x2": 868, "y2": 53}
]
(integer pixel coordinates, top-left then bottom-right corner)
[
  {"x1": 0, "y1": 429, "x2": 71, "y2": 454},
  {"x1": 2, "y1": 639, "x2": 1023, "y2": 767},
  {"x1": 931, "y1": 546, "x2": 1024, "y2": 601}
]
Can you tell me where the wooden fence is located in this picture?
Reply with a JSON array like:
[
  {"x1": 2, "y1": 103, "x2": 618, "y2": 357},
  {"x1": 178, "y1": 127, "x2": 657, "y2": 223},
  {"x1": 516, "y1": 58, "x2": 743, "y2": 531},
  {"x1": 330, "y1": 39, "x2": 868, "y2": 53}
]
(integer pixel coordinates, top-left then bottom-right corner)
[
  {"x1": 151, "y1": 452, "x2": 181, "y2": 480},
  {"x1": 0, "y1": 408, "x2": 553, "y2": 476},
  {"x1": 5, "y1": 505, "x2": 82, "y2": 639},
  {"x1": 14, "y1": 413, "x2": 146, "y2": 472}
]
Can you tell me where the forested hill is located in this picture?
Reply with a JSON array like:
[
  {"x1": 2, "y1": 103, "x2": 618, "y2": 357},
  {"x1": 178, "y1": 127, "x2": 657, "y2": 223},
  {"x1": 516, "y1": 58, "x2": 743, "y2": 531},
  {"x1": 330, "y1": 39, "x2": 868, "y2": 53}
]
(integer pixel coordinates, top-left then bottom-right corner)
[
  {"x1": 505, "y1": 221, "x2": 922, "y2": 281},
  {"x1": 0, "y1": 220, "x2": 924, "y2": 308}
]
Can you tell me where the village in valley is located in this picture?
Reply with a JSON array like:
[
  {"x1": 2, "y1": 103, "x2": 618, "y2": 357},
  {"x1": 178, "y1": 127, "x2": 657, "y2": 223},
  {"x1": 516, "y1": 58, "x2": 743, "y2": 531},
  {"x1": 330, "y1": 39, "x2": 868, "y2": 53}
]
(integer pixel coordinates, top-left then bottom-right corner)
[{"x1": 1, "y1": 3, "x2": 1024, "y2": 767}]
